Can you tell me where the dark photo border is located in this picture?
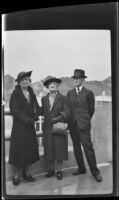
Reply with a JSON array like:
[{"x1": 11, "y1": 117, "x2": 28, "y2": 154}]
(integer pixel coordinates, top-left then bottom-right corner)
[{"x1": 1, "y1": 2, "x2": 118, "y2": 198}]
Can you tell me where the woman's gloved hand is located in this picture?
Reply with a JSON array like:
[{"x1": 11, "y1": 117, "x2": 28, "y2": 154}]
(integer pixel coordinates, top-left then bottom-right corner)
[
  {"x1": 27, "y1": 118, "x2": 35, "y2": 126},
  {"x1": 33, "y1": 114, "x2": 39, "y2": 122},
  {"x1": 51, "y1": 115, "x2": 62, "y2": 125}
]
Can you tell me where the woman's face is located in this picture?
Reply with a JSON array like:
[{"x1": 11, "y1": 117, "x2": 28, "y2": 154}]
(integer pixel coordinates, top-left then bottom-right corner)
[
  {"x1": 73, "y1": 77, "x2": 84, "y2": 87},
  {"x1": 19, "y1": 76, "x2": 30, "y2": 88},
  {"x1": 48, "y1": 82, "x2": 59, "y2": 92}
]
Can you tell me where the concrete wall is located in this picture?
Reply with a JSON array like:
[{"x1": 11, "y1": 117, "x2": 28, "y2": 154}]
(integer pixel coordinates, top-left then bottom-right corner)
[
  {"x1": 92, "y1": 102, "x2": 112, "y2": 163},
  {"x1": 5, "y1": 101, "x2": 112, "y2": 181}
]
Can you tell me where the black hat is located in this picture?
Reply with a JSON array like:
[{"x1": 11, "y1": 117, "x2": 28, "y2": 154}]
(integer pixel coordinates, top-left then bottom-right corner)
[
  {"x1": 15, "y1": 71, "x2": 32, "y2": 82},
  {"x1": 43, "y1": 76, "x2": 62, "y2": 87},
  {"x1": 72, "y1": 69, "x2": 87, "y2": 79}
]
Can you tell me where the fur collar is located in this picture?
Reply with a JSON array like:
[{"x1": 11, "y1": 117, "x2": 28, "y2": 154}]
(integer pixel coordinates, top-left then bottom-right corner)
[{"x1": 14, "y1": 84, "x2": 35, "y2": 107}]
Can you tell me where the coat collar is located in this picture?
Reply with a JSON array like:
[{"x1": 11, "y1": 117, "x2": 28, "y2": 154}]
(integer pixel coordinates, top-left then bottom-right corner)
[
  {"x1": 50, "y1": 92, "x2": 61, "y2": 112},
  {"x1": 45, "y1": 91, "x2": 61, "y2": 112},
  {"x1": 14, "y1": 84, "x2": 34, "y2": 106},
  {"x1": 76, "y1": 85, "x2": 83, "y2": 93},
  {"x1": 74, "y1": 86, "x2": 85, "y2": 94},
  {"x1": 72, "y1": 86, "x2": 85, "y2": 102}
]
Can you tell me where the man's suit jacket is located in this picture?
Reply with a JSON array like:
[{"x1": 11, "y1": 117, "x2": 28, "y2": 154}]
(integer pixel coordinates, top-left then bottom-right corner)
[{"x1": 67, "y1": 87, "x2": 95, "y2": 130}]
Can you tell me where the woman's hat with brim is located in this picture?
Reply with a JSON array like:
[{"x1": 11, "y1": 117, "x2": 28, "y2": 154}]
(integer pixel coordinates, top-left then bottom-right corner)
[
  {"x1": 43, "y1": 76, "x2": 62, "y2": 87},
  {"x1": 72, "y1": 69, "x2": 87, "y2": 79},
  {"x1": 15, "y1": 71, "x2": 32, "y2": 82}
]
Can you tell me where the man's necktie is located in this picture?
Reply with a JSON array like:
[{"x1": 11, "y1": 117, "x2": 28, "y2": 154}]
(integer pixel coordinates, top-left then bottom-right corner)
[
  {"x1": 77, "y1": 87, "x2": 80, "y2": 95},
  {"x1": 76, "y1": 87, "x2": 80, "y2": 103}
]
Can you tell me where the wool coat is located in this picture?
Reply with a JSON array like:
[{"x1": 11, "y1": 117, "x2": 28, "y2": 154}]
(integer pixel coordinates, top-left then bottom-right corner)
[
  {"x1": 9, "y1": 85, "x2": 40, "y2": 168},
  {"x1": 67, "y1": 87, "x2": 95, "y2": 130},
  {"x1": 41, "y1": 92, "x2": 70, "y2": 161},
  {"x1": 67, "y1": 87, "x2": 100, "y2": 175}
]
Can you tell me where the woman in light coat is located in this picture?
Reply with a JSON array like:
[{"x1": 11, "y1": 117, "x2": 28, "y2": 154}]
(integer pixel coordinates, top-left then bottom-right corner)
[{"x1": 41, "y1": 76, "x2": 70, "y2": 180}]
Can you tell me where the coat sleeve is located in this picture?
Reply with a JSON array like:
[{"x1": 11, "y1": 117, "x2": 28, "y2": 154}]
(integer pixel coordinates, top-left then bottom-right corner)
[
  {"x1": 9, "y1": 92, "x2": 34, "y2": 124},
  {"x1": 32, "y1": 93, "x2": 43, "y2": 117},
  {"x1": 66, "y1": 91, "x2": 73, "y2": 115},
  {"x1": 87, "y1": 90, "x2": 95, "y2": 118},
  {"x1": 60, "y1": 95, "x2": 70, "y2": 122},
  {"x1": 66, "y1": 91, "x2": 72, "y2": 110}
]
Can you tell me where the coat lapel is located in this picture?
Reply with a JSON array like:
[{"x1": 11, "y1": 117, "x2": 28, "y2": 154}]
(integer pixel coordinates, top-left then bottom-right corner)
[
  {"x1": 76, "y1": 87, "x2": 86, "y2": 103},
  {"x1": 50, "y1": 92, "x2": 61, "y2": 112},
  {"x1": 15, "y1": 85, "x2": 32, "y2": 109},
  {"x1": 71, "y1": 87, "x2": 85, "y2": 103},
  {"x1": 72, "y1": 88, "x2": 77, "y2": 103},
  {"x1": 44, "y1": 94, "x2": 51, "y2": 113}
]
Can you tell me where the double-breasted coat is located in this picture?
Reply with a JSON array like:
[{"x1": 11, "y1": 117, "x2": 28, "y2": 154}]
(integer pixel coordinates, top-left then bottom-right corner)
[
  {"x1": 41, "y1": 92, "x2": 70, "y2": 161},
  {"x1": 67, "y1": 87, "x2": 100, "y2": 175},
  {"x1": 9, "y1": 85, "x2": 40, "y2": 168}
]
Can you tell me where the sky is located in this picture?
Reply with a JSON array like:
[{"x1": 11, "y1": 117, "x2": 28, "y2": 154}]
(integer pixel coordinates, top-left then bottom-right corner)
[{"x1": 4, "y1": 30, "x2": 111, "y2": 82}]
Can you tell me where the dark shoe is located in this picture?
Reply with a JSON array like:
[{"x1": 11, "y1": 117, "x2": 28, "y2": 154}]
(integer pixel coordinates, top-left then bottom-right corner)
[
  {"x1": 22, "y1": 172, "x2": 27, "y2": 180},
  {"x1": 23, "y1": 174, "x2": 36, "y2": 182},
  {"x1": 93, "y1": 174, "x2": 102, "y2": 182},
  {"x1": 72, "y1": 168, "x2": 86, "y2": 176},
  {"x1": 27, "y1": 175, "x2": 36, "y2": 182},
  {"x1": 45, "y1": 170, "x2": 55, "y2": 178},
  {"x1": 13, "y1": 177, "x2": 20, "y2": 186},
  {"x1": 56, "y1": 171, "x2": 63, "y2": 180}
]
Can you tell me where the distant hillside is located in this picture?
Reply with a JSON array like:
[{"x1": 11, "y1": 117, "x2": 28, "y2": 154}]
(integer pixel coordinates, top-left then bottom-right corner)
[
  {"x1": 4, "y1": 74, "x2": 15, "y2": 90},
  {"x1": 4, "y1": 74, "x2": 111, "y2": 108},
  {"x1": 102, "y1": 76, "x2": 111, "y2": 84},
  {"x1": 84, "y1": 80, "x2": 111, "y2": 96},
  {"x1": 4, "y1": 74, "x2": 16, "y2": 108},
  {"x1": 59, "y1": 77, "x2": 111, "y2": 96}
]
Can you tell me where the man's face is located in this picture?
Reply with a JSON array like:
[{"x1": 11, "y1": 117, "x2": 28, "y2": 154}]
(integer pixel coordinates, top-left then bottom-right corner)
[
  {"x1": 48, "y1": 82, "x2": 59, "y2": 92},
  {"x1": 73, "y1": 77, "x2": 84, "y2": 87}
]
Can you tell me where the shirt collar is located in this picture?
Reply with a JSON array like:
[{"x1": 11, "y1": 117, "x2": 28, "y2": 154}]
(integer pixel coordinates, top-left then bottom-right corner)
[
  {"x1": 76, "y1": 86, "x2": 83, "y2": 93},
  {"x1": 49, "y1": 91, "x2": 57, "y2": 97}
]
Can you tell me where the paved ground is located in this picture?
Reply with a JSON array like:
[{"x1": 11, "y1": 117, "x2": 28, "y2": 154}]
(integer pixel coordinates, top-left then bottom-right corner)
[{"x1": 6, "y1": 163, "x2": 112, "y2": 196}]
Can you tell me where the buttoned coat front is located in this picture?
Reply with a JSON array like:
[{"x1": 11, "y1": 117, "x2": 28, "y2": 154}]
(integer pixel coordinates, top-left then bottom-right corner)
[
  {"x1": 41, "y1": 92, "x2": 69, "y2": 160},
  {"x1": 9, "y1": 85, "x2": 40, "y2": 168},
  {"x1": 67, "y1": 87, "x2": 95, "y2": 130},
  {"x1": 66, "y1": 86, "x2": 100, "y2": 176}
]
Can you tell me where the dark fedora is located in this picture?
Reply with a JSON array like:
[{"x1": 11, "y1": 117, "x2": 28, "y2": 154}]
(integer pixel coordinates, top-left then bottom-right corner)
[
  {"x1": 72, "y1": 69, "x2": 87, "y2": 79},
  {"x1": 15, "y1": 71, "x2": 32, "y2": 82},
  {"x1": 43, "y1": 76, "x2": 62, "y2": 87}
]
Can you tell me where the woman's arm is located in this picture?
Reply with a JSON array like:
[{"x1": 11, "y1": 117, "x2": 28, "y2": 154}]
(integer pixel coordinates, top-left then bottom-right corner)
[
  {"x1": 10, "y1": 92, "x2": 34, "y2": 124},
  {"x1": 60, "y1": 95, "x2": 71, "y2": 122},
  {"x1": 32, "y1": 94, "x2": 43, "y2": 119}
]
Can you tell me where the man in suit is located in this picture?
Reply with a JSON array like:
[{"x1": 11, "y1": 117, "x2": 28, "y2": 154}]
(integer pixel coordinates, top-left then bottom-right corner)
[{"x1": 67, "y1": 69, "x2": 102, "y2": 182}]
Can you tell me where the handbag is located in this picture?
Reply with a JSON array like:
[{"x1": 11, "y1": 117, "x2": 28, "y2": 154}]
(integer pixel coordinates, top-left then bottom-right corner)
[{"x1": 52, "y1": 122, "x2": 68, "y2": 135}]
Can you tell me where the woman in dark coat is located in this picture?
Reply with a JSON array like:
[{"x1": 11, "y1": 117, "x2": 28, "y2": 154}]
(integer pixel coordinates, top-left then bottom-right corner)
[
  {"x1": 9, "y1": 71, "x2": 40, "y2": 186},
  {"x1": 41, "y1": 76, "x2": 70, "y2": 180}
]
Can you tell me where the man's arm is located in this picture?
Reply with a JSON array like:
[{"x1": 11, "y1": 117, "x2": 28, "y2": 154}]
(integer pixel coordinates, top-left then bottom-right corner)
[{"x1": 88, "y1": 90, "x2": 95, "y2": 118}]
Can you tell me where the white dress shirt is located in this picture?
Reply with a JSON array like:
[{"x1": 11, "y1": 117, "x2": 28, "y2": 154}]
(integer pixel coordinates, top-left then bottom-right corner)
[
  {"x1": 49, "y1": 92, "x2": 57, "y2": 110},
  {"x1": 76, "y1": 86, "x2": 83, "y2": 94}
]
